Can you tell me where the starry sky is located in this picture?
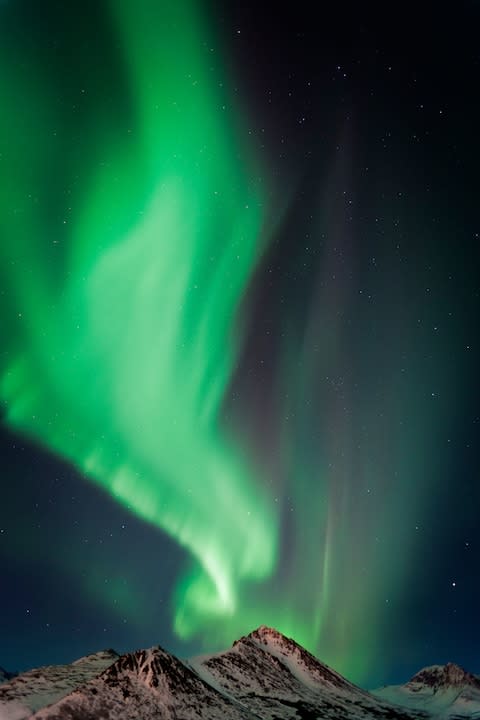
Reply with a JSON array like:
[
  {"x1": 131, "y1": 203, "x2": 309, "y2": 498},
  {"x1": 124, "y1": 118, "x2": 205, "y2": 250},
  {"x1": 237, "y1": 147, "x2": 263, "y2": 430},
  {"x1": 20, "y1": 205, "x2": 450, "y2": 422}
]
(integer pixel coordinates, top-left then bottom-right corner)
[{"x1": 0, "y1": 0, "x2": 479, "y2": 689}]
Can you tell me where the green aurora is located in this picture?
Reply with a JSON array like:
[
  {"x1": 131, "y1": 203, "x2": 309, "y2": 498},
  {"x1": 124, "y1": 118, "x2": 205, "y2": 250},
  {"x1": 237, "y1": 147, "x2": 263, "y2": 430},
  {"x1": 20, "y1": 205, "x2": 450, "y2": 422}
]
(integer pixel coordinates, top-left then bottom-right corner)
[
  {"x1": 0, "y1": 0, "x2": 279, "y2": 640},
  {"x1": 0, "y1": 0, "x2": 454, "y2": 686}
]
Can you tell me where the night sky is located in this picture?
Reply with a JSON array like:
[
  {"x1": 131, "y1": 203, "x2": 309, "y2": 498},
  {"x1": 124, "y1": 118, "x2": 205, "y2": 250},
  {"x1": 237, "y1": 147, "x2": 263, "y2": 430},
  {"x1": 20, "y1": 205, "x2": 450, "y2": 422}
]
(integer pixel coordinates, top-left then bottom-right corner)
[{"x1": 0, "y1": 0, "x2": 479, "y2": 690}]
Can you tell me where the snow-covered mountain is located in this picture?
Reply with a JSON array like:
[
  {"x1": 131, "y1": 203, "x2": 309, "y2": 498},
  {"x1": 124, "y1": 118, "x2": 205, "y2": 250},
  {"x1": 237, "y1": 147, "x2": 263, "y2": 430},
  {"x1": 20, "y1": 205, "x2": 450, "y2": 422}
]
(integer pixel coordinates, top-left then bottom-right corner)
[
  {"x1": 0, "y1": 649, "x2": 118, "y2": 720},
  {"x1": 0, "y1": 628, "x2": 477, "y2": 720},
  {"x1": 189, "y1": 625, "x2": 423, "y2": 719},
  {"x1": 24, "y1": 627, "x2": 425, "y2": 720},
  {"x1": 31, "y1": 645, "x2": 253, "y2": 720},
  {"x1": 373, "y1": 662, "x2": 480, "y2": 719}
]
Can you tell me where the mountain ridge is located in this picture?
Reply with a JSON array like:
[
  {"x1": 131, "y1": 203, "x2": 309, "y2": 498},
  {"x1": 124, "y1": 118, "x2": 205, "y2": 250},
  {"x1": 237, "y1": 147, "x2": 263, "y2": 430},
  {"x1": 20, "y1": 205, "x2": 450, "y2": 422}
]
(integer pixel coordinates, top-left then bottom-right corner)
[{"x1": 0, "y1": 628, "x2": 478, "y2": 720}]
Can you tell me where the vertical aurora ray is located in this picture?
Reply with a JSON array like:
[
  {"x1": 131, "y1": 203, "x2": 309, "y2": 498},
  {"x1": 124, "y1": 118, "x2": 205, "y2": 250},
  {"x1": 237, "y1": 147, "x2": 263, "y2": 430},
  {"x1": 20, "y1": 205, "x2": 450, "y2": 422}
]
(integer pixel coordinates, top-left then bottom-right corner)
[
  {"x1": 236, "y1": 138, "x2": 453, "y2": 683},
  {"x1": 0, "y1": 0, "x2": 276, "y2": 638}
]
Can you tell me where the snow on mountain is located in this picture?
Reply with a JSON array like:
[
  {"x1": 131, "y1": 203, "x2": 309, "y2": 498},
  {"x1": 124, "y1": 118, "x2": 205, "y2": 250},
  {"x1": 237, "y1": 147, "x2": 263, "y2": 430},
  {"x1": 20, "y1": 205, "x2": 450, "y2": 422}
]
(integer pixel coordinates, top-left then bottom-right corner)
[
  {"x1": 244, "y1": 625, "x2": 366, "y2": 692},
  {"x1": 190, "y1": 625, "x2": 424, "y2": 720},
  {"x1": 372, "y1": 662, "x2": 480, "y2": 719},
  {"x1": 0, "y1": 649, "x2": 118, "y2": 720},
  {"x1": 2, "y1": 629, "x2": 478, "y2": 720},
  {"x1": 31, "y1": 646, "x2": 256, "y2": 720}
]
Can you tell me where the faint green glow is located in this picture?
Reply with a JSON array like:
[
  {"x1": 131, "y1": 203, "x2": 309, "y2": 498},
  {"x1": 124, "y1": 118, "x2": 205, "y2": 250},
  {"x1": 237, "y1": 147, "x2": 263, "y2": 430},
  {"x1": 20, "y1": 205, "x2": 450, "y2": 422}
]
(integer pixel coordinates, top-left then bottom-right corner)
[{"x1": 0, "y1": 0, "x2": 276, "y2": 637}]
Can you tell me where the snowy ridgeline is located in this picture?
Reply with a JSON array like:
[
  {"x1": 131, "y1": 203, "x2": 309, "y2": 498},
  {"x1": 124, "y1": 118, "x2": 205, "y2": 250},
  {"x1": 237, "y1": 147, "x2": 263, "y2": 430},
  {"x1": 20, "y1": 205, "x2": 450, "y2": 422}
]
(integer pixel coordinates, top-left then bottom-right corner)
[{"x1": 1, "y1": 627, "x2": 479, "y2": 720}]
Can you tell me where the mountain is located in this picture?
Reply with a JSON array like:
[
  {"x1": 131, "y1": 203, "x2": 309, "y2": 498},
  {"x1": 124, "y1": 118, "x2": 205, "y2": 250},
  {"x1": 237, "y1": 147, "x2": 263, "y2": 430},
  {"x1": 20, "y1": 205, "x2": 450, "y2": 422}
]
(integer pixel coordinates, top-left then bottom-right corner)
[
  {"x1": 189, "y1": 625, "x2": 423, "y2": 719},
  {"x1": 0, "y1": 628, "x2": 476, "y2": 720},
  {"x1": 31, "y1": 645, "x2": 254, "y2": 720},
  {"x1": 1, "y1": 627, "x2": 424, "y2": 720},
  {"x1": 0, "y1": 649, "x2": 118, "y2": 720},
  {"x1": 372, "y1": 662, "x2": 480, "y2": 718}
]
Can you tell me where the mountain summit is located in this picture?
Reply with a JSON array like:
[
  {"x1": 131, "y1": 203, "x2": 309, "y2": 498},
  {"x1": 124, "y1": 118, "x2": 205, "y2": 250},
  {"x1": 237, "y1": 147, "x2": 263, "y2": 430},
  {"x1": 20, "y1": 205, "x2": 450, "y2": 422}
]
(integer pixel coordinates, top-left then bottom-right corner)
[
  {"x1": 1, "y1": 629, "x2": 478, "y2": 719},
  {"x1": 408, "y1": 662, "x2": 480, "y2": 689},
  {"x1": 231, "y1": 625, "x2": 363, "y2": 694},
  {"x1": 373, "y1": 661, "x2": 480, "y2": 718}
]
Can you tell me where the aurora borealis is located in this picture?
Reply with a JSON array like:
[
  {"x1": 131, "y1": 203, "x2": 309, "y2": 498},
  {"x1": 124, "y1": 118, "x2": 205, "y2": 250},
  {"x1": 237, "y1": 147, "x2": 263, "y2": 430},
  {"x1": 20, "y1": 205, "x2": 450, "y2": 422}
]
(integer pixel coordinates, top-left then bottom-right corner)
[
  {"x1": 1, "y1": 0, "x2": 276, "y2": 642},
  {"x1": 1, "y1": 0, "x2": 479, "y2": 688}
]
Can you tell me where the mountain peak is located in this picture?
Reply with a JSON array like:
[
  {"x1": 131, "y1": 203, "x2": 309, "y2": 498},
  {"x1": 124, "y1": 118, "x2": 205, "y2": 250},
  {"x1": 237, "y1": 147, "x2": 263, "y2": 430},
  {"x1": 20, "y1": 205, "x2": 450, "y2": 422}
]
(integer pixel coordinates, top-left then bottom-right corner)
[
  {"x1": 234, "y1": 625, "x2": 309, "y2": 659},
  {"x1": 231, "y1": 625, "x2": 361, "y2": 695},
  {"x1": 253, "y1": 624, "x2": 283, "y2": 635},
  {"x1": 409, "y1": 661, "x2": 479, "y2": 689},
  {"x1": 248, "y1": 625, "x2": 292, "y2": 643}
]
